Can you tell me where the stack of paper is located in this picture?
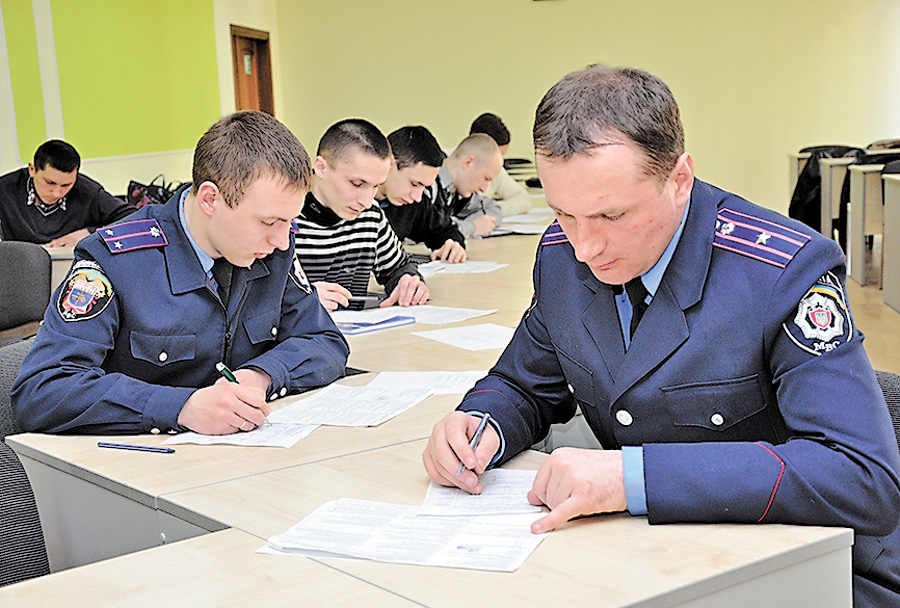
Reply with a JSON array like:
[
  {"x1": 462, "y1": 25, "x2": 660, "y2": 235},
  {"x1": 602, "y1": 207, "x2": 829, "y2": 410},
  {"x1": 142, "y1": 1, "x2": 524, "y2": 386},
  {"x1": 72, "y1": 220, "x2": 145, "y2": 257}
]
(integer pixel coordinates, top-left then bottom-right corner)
[
  {"x1": 269, "y1": 385, "x2": 433, "y2": 427},
  {"x1": 263, "y1": 470, "x2": 547, "y2": 572}
]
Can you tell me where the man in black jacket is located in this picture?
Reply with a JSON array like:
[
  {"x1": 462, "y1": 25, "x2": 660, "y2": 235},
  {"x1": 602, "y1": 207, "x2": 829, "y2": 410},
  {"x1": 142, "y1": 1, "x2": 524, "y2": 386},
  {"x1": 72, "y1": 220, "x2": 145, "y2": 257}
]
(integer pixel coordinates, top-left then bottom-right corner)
[
  {"x1": 0, "y1": 140, "x2": 135, "y2": 246},
  {"x1": 378, "y1": 126, "x2": 467, "y2": 263}
]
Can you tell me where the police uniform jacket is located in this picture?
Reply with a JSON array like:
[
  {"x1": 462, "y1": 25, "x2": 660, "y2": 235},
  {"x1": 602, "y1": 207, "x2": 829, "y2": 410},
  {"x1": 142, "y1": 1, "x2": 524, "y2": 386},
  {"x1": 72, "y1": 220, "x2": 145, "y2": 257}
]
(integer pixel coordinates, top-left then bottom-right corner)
[
  {"x1": 458, "y1": 179, "x2": 900, "y2": 606},
  {"x1": 12, "y1": 188, "x2": 349, "y2": 435}
]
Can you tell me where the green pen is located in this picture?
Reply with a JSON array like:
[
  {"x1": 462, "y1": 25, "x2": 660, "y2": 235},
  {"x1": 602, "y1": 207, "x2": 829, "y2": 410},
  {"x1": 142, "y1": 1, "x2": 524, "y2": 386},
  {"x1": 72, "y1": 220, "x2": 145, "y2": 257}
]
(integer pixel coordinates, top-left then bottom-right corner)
[{"x1": 216, "y1": 362, "x2": 271, "y2": 426}]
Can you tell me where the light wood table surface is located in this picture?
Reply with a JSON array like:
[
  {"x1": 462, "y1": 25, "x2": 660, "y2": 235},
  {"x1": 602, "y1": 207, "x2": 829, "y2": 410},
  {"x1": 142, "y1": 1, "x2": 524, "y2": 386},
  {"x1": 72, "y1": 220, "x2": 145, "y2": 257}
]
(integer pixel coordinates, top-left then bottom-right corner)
[{"x1": 3, "y1": 225, "x2": 854, "y2": 606}]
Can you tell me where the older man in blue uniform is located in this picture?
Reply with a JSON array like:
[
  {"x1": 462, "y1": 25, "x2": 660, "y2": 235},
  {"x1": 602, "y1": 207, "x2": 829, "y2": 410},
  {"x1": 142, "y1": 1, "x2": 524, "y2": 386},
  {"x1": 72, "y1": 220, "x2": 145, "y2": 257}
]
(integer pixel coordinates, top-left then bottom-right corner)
[
  {"x1": 12, "y1": 111, "x2": 349, "y2": 436},
  {"x1": 423, "y1": 66, "x2": 900, "y2": 606}
]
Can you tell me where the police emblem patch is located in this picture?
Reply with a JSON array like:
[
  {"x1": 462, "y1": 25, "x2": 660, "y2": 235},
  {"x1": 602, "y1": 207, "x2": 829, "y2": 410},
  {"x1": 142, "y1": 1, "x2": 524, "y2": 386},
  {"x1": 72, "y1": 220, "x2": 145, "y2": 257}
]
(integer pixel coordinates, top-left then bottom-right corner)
[
  {"x1": 290, "y1": 254, "x2": 313, "y2": 294},
  {"x1": 783, "y1": 271, "x2": 852, "y2": 356},
  {"x1": 57, "y1": 260, "x2": 115, "y2": 322}
]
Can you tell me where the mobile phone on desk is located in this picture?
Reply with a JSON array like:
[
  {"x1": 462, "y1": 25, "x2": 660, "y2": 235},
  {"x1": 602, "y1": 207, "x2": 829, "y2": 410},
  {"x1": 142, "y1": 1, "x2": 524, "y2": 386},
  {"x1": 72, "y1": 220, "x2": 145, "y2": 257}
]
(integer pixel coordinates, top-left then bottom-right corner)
[{"x1": 344, "y1": 294, "x2": 384, "y2": 310}]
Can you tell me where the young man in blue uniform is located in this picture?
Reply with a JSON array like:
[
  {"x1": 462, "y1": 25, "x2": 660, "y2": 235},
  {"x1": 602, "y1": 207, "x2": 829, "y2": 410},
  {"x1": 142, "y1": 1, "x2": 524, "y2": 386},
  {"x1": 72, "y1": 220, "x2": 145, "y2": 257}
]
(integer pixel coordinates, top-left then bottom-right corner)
[
  {"x1": 12, "y1": 111, "x2": 349, "y2": 436},
  {"x1": 423, "y1": 65, "x2": 900, "y2": 606}
]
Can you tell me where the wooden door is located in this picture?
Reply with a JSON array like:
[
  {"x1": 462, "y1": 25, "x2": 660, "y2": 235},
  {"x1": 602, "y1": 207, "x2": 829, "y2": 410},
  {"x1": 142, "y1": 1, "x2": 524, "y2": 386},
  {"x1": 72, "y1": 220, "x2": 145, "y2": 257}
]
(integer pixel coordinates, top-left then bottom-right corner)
[{"x1": 230, "y1": 25, "x2": 274, "y2": 115}]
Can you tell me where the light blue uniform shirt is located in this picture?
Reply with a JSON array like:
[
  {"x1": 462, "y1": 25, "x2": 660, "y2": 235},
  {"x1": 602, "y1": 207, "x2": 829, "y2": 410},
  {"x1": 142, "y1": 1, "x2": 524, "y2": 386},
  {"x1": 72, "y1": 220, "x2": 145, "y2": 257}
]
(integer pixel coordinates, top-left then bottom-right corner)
[
  {"x1": 177, "y1": 188, "x2": 215, "y2": 279},
  {"x1": 620, "y1": 196, "x2": 691, "y2": 515}
]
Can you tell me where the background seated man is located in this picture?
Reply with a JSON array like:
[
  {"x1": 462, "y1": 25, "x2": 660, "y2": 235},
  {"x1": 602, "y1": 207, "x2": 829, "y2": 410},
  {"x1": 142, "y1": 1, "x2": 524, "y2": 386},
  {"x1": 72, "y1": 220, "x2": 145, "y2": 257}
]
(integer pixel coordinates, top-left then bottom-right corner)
[
  {"x1": 423, "y1": 65, "x2": 900, "y2": 607},
  {"x1": 469, "y1": 113, "x2": 532, "y2": 217},
  {"x1": 293, "y1": 119, "x2": 430, "y2": 312},
  {"x1": 423, "y1": 134, "x2": 503, "y2": 239},
  {"x1": 12, "y1": 111, "x2": 349, "y2": 435},
  {"x1": 378, "y1": 126, "x2": 466, "y2": 263},
  {"x1": 0, "y1": 140, "x2": 136, "y2": 246}
]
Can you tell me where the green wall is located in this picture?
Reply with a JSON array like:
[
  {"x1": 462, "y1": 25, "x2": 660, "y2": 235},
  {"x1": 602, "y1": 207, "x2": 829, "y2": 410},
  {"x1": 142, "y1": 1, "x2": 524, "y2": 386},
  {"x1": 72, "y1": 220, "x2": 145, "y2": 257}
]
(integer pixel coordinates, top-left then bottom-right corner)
[{"x1": 4, "y1": 0, "x2": 220, "y2": 162}]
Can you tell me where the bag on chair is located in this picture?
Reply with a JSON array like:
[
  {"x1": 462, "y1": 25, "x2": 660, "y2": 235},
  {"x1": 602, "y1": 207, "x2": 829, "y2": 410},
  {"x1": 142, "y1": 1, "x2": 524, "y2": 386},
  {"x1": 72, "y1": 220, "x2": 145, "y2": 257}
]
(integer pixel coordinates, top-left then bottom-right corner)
[{"x1": 126, "y1": 175, "x2": 179, "y2": 209}]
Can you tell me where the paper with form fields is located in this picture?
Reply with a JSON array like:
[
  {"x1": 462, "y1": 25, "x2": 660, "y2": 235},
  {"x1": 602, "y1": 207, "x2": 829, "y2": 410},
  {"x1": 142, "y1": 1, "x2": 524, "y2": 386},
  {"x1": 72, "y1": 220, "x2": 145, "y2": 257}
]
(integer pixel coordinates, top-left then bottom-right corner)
[
  {"x1": 264, "y1": 498, "x2": 547, "y2": 572},
  {"x1": 413, "y1": 322, "x2": 515, "y2": 351},
  {"x1": 420, "y1": 469, "x2": 541, "y2": 515},
  {"x1": 365, "y1": 370, "x2": 487, "y2": 394},
  {"x1": 331, "y1": 305, "x2": 496, "y2": 326},
  {"x1": 162, "y1": 423, "x2": 319, "y2": 448},
  {"x1": 268, "y1": 384, "x2": 432, "y2": 426}
]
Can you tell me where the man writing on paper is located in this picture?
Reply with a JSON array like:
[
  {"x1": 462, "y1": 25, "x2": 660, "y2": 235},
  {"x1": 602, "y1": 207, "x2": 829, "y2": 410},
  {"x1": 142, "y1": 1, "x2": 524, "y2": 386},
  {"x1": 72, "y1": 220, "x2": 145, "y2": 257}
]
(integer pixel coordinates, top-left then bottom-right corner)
[
  {"x1": 423, "y1": 65, "x2": 900, "y2": 606},
  {"x1": 13, "y1": 111, "x2": 349, "y2": 435},
  {"x1": 378, "y1": 126, "x2": 467, "y2": 263}
]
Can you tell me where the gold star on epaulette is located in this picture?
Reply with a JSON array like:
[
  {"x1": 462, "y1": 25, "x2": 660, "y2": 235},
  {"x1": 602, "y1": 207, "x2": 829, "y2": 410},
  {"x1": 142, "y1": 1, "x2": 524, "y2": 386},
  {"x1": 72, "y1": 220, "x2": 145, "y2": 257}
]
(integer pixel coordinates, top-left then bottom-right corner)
[
  {"x1": 150, "y1": 227, "x2": 161, "y2": 238},
  {"x1": 114, "y1": 241, "x2": 123, "y2": 249},
  {"x1": 756, "y1": 233, "x2": 771, "y2": 245},
  {"x1": 105, "y1": 229, "x2": 115, "y2": 236}
]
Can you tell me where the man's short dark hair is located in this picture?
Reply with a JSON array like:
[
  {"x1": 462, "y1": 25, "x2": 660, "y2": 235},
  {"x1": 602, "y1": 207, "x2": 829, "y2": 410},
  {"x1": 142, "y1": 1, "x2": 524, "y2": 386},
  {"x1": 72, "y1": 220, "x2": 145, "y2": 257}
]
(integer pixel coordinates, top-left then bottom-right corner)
[
  {"x1": 470, "y1": 113, "x2": 510, "y2": 147},
  {"x1": 317, "y1": 119, "x2": 390, "y2": 166},
  {"x1": 192, "y1": 110, "x2": 312, "y2": 208},
  {"x1": 388, "y1": 126, "x2": 444, "y2": 170},
  {"x1": 33, "y1": 140, "x2": 80, "y2": 173},
  {"x1": 533, "y1": 65, "x2": 684, "y2": 181}
]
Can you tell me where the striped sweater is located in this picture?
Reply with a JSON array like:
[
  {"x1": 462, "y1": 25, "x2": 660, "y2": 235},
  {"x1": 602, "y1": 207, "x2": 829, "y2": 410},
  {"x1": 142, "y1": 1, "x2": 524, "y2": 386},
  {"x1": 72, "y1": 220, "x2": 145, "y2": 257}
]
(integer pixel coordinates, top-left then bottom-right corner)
[{"x1": 293, "y1": 192, "x2": 421, "y2": 296}]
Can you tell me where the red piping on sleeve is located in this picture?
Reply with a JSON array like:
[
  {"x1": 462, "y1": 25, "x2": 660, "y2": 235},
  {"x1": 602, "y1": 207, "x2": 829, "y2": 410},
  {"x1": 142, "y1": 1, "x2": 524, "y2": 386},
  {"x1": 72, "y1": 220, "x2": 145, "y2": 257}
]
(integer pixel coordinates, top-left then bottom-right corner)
[{"x1": 754, "y1": 443, "x2": 786, "y2": 523}]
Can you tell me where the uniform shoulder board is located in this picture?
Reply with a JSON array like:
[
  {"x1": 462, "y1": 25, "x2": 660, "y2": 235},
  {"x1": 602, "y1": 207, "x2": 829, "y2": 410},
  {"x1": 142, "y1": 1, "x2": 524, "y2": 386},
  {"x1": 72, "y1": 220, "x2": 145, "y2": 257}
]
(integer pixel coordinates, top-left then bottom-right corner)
[
  {"x1": 99, "y1": 219, "x2": 168, "y2": 253},
  {"x1": 290, "y1": 219, "x2": 300, "y2": 234},
  {"x1": 713, "y1": 208, "x2": 811, "y2": 268},
  {"x1": 540, "y1": 220, "x2": 568, "y2": 246}
]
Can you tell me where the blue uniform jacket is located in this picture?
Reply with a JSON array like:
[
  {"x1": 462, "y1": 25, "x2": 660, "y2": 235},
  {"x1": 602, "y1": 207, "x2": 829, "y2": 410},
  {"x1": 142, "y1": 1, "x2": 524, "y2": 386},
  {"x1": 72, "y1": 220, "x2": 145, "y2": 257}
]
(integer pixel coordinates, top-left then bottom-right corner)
[
  {"x1": 12, "y1": 190, "x2": 349, "y2": 435},
  {"x1": 458, "y1": 180, "x2": 900, "y2": 606}
]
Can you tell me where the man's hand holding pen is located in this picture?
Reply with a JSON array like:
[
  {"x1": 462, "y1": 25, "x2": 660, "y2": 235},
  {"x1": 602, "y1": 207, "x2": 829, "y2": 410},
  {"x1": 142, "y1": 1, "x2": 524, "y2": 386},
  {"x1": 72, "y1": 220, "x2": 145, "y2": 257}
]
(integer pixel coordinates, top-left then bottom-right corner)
[
  {"x1": 176, "y1": 365, "x2": 272, "y2": 435},
  {"x1": 423, "y1": 411, "x2": 501, "y2": 495}
]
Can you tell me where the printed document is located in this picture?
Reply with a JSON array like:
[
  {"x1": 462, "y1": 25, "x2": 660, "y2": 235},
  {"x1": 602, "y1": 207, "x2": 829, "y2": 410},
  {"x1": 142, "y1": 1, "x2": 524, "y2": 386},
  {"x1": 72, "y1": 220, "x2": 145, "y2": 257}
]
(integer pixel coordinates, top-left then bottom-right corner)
[
  {"x1": 162, "y1": 423, "x2": 319, "y2": 448},
  {"x1": 332, "y1": 305, "x2": 496, "y2": 326},
  {"x1": 420, "y1": 469, "x2": 541, "y2": 515},
  {"x1": 365, "y1": 370, "x2": 487, "y2": 394},
  {"x1": 269, "y1": 385, "x2": 433, "y2": 426},
  {"x1": 413, "y1": 323, "x2": 515, "y2": 351}
]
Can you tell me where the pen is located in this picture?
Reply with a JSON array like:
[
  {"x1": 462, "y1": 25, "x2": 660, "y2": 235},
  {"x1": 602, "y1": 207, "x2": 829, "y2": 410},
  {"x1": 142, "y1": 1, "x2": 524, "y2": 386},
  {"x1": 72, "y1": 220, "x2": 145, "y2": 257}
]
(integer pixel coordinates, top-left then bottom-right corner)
[
  {"x1": 216, "y1": 362, "x2": 271, "y2": 426},
  {"x1": 98, "y1": 442, "x2": 175, "y2": 454},
  {"x1": 457, "y1": 413, "x2": 491, "y2": 475}
]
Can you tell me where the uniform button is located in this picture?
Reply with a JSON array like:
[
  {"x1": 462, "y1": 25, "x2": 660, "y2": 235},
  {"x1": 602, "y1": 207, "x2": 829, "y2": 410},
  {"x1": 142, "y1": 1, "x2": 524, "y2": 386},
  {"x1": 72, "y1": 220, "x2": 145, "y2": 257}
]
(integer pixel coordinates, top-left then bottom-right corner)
[
  {"x1": 615, "y1": 410, "x2": 633, "y2": 426},
  {"x1": 280, "y1": 387, "x2": 287, "y2": 397},
  {"x1": 158, "y1": 351, "x2": 168, "y2": 362},
  {"x1": 269, "y1": 393, "x2": 278, "y2": 402},
  {"x1": 567, "y1": 383, "x2": 574, "y2": 394},
  {"x1": 271, "y1": 326, "x2": 278, "y2": 337},
  {"x1": 150, "y1": 427, "x2": 160, "y2": 435},
  {"x1": 710, "y1": 413, "x2": 725, "y2": 426}
]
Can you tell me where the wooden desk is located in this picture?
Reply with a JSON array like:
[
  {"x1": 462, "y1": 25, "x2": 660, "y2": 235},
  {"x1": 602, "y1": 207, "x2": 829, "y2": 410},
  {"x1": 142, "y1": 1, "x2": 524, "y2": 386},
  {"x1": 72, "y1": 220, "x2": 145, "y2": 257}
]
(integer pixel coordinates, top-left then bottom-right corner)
[
  {"x1": 163, "y1": 440, "x2": 852, "y2": 608},
  {"x1": 4, "y1": 232, "x2": 855, "y2": 606},
  {"x1": 848, "y1": 164, "x2": 886, "y2": 286},
  {"x1": 882, "y1": 174, "x2": 900, "y2": 313}
]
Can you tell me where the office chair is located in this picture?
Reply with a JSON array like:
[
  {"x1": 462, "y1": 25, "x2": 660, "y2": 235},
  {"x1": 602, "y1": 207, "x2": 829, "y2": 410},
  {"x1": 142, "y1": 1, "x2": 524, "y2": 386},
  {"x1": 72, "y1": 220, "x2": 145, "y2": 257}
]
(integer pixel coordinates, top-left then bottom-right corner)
[
  {"x1": 0, "y1": 241, "x2": 52, "y2": 347},
  {"x1": 788, "y1": 145, "x2": 864, "y2": 233},
  {"x1": 0, "y1": 337, "x2": 51, "y2": 586},
  {"x1": 875, "y1": 370, "x2": 900, "y2": 455}
]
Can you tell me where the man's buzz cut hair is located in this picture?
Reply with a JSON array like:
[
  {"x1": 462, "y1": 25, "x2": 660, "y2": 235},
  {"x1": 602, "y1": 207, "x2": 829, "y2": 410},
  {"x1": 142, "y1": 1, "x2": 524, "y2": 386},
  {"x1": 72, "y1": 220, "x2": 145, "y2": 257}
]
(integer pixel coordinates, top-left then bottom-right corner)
[{"x1": 317, "y1": 118, "x2": 390, "y2": 166}]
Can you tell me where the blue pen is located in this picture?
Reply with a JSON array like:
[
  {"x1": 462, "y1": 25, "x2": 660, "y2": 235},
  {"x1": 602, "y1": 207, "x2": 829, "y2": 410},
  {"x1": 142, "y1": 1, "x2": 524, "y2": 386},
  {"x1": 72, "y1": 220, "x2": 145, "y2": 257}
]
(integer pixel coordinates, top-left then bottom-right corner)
[
  {"x1": 98, "y1": 442, "x2": 175, "y2": 454},
  {"x1": 216, "y1": 362, "x2": 271, "y2": 426},
  {"x1": 457, "y1": 413, "x2": 492, "y2": 475}
]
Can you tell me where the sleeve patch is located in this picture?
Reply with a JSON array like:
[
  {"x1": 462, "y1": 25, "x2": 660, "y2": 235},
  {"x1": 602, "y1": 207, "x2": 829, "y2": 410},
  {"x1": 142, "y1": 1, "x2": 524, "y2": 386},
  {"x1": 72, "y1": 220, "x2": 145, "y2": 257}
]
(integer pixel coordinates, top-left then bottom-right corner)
[
  {"x1": 290, "y1": 254, "x2": 313, "y2": 294},
  {"x1": 99, "y1": 218, "x2": 168, "y2": 253},
  {"x1": 540, "y1": 220, "x2": 569, "y2": 246},
  {"x1": 782, "y1": 271, "x2": 852, "y2": 356},
  {"x1": 57, "y1": 260, "x2": 115, "y2": 322},
  {"x1": 713, "y1": 208, "x2": 811, "y2": 268}
]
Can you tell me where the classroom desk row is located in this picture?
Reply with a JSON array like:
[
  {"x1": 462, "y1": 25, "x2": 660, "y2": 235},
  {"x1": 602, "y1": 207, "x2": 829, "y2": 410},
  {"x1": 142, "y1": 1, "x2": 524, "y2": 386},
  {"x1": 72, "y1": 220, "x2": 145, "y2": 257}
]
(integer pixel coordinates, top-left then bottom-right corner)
[{"x1": 2, "y1": 231, "x2": 853, "y2": 606}]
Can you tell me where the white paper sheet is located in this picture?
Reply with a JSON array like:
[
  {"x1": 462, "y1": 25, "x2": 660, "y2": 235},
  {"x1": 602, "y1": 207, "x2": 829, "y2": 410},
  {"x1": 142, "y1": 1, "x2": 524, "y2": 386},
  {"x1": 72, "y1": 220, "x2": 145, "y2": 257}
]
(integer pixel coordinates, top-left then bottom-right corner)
[
  {"x1": 417, "y1": 260, "x2": 508, "y2": 277},
  {"x1": 161, "y1": 423, "x2": 319, "y2": 448},
  {"x1": 364, "y1": 371, "x2": 487, "y2": 394},
  {"x1": 420, "y1": 469, "x2": 541, "y2": 515},
  {"x1": 331, "y1": 305, "x2": 496, "y2": 326},
  {"x1": 264, "y1": 498, "x2": 547, "y2": 572},
  {"x1": 412, "y1": 323, "x2": 515, "y2": 351},
  {"x1": 268, "y1": 385, "x2": 432, "y2": 426}
]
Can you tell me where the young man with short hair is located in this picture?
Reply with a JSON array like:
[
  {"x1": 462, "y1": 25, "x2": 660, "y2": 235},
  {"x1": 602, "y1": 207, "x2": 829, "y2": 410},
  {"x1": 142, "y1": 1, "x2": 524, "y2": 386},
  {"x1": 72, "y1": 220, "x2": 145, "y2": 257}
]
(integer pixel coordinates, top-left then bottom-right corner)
[
  {"x1": 424, "y1": 133, "x2": 504, "y2": 238},
  {"x1": 293, "y1": 119, "x2": 430, "y2": 312},
  {"x1": 13, "y1": 111, "x2": 348, "y2": 435},
  {"x1": 0, "y1": 140, "x2": 136, "y2": 246},
  {"x1": 469, "y1": 113, "x2": 532, "y2": 216},
  {"x1": 378, "y1": 126, "x2": 466, "y2": 263}
]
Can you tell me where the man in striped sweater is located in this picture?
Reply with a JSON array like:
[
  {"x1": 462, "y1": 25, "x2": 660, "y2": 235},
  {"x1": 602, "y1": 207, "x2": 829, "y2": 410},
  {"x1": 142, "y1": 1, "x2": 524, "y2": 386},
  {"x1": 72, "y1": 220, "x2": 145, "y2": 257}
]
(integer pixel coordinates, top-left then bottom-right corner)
[{"x1": 293, "y1": 119, "x2": 430, "y2": 312}]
